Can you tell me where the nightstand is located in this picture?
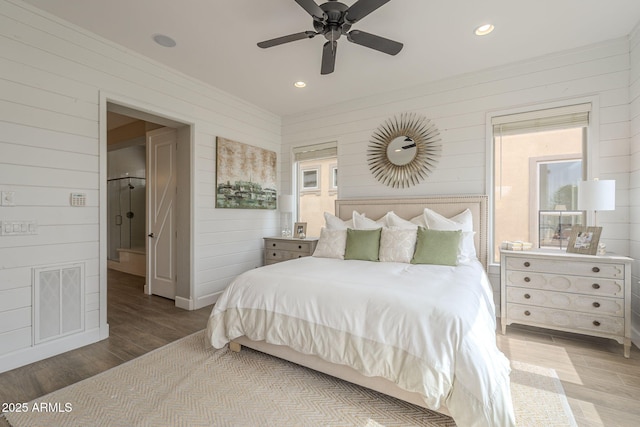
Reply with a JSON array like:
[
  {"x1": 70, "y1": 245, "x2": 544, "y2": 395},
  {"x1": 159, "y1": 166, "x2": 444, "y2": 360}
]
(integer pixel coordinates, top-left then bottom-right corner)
[
  {"x1": 263, "y1": 237, "x2": 318, "y2": 265},
  {"x1": 500, "y1": 249, "x2": 632, "y2": 357}
]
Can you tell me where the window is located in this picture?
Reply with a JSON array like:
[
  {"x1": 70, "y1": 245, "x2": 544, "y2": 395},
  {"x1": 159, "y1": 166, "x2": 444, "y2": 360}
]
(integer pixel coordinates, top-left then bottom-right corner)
[
  {"x1": 302, "y1": 168, "x2": 319, "y2": 190},
  {"x1": 492, "y1": 103, "x2": 590, "y2": 262},
  {"x1": 331, "y1": 165, "x2": 338, "y2": 189},
  {"x1": 293, "y1": 142, "x2": 338, "y2": 238},
  {"x1": 536, "y1": 158, "x2": 583, "y2": 249}
]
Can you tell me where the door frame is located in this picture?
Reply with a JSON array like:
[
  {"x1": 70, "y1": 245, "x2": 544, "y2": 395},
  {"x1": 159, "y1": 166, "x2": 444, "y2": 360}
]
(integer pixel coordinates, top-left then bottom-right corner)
[{"x1": 99, "y1": 91, "x2": 196, "y2": 339}]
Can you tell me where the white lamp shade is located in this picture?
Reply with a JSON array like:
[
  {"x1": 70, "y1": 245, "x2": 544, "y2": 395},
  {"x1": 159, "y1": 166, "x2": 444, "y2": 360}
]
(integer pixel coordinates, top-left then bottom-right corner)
[
  {"x1": 278, "y1": 195, "x2": 293, "y2": 212},
  {"x1": 577, "y1": 180, "x2": 615, "y2": 211}
]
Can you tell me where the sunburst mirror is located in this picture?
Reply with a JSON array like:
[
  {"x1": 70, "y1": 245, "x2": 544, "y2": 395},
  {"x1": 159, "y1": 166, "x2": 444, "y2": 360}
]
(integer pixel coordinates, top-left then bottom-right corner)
[{"x1": 367, "y1": 113, "x2": 442, "y2": 188}]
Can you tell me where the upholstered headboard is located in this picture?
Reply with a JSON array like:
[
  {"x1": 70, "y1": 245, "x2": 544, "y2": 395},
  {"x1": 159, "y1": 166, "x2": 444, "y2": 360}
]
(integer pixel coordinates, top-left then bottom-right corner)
[{"x1": 335, "y1": 196, "x2": 488, "y2": 268}]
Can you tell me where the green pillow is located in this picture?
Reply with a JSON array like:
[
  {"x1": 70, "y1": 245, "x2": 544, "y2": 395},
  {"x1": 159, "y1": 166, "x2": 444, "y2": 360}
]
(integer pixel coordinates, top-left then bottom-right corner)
[
  {"x1": 411, "y1": 227, "x2": 461, "y2": 266},
  {"x1": 344, "y1": 228, "x2": 382, "y2": 261}
]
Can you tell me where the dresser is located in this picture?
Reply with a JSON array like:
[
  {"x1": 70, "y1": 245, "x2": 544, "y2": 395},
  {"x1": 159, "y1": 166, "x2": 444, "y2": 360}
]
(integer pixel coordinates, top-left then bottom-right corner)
[
  {"x1": 500, "y1": 249, "x2": 632, "y2": 357},
  {"x1": 263, "y1": 237, "x2": 318, "y2": 265}
]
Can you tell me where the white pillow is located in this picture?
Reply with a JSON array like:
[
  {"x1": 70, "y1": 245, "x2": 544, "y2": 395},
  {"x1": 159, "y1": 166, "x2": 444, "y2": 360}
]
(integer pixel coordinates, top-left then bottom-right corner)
[
  {"x1": 312, "y1": 228, "x2": 347, "y2": 259},
  {"x1": 424, "y1": 208, "x2": 477, "y2": 261},
  {"x1": 353, "y1": 211, "x2": 389, "y2": 230},
  {"x1": 386, "y1": 211, "x2": 425, "y2": 230},
  {"x1": 379, "y1": 227, "x2": 417, "y2": 263},
  {"x1": 324, "y1": 212, "x2": 354, "y2": 230}
]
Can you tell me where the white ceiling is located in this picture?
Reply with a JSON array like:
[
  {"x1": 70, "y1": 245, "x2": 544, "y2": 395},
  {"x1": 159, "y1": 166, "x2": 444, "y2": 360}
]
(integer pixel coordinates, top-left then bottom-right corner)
[{"x1": 23, "y1": 0, "x2": 640, "y2": 117}]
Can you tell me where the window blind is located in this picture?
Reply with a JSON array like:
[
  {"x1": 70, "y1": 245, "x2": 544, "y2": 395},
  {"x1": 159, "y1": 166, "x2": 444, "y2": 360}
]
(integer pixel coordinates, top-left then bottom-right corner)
[
  {"x1": 293, "y1": 141, "x2": 337, "y2": 162},
  {"x1": 492, "y1": 103, "x2": 590, "y2": 135}
]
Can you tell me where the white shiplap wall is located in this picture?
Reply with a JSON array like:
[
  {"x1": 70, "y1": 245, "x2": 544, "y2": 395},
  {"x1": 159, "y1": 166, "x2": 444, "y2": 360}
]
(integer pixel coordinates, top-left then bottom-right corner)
[
  {"x1": 629, "y1": 23, "x2": 640, "y2": 345},
  {"x1": 282, "y1": 36, "x2": 633, "y2": 317},
  {"x1": 0, "y1": 0, "x2": 280, "y2": 372}
]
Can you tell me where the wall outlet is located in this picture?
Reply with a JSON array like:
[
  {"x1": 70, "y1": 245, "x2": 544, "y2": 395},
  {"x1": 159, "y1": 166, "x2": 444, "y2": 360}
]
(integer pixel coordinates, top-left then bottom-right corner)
[{"x1": 1, "y1": 191, "x2": 15, "y2": 206}]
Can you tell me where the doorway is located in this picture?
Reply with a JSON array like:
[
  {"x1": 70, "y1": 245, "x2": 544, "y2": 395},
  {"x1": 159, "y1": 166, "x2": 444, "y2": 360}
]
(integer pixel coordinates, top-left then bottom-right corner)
[{"x1": 105, "y1": 103, "x2": 192, "y2": 307}]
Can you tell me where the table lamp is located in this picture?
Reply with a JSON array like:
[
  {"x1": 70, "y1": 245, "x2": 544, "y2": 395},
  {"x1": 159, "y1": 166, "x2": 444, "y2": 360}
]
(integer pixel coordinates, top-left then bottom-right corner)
[
  {"x1": 577, "y1": 179, "x2": 615, "y2": 227},
  {"x1": 278, "y1": 195, "x2": 293, "y2": 237}
]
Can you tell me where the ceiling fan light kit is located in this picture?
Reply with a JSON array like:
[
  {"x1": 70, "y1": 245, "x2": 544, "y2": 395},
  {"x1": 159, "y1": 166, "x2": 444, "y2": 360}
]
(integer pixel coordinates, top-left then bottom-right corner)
[{"x1": 258, "y1": 0, "x2": 403, "y2": 75}]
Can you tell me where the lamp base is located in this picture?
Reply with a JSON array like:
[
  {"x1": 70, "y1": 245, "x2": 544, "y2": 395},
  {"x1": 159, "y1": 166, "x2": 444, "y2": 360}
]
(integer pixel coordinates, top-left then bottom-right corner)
[{"x1": 280, "y1": 212, "x2": 292, "y2": 237}]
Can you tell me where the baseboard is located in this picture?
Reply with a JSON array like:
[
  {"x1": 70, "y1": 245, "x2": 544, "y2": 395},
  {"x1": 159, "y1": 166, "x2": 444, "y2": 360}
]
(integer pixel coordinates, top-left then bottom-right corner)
[
  {"x1": 0, "y1": 328, "x2": 101, "y2": 374},
  {"x1": 195, "y1": 290, "x2": 223, "y2": 309},
  {"x1": 175, "y1": 296, "x2": 193, "y2": 310},
  {"x1": 100, "y1": 322, "x2": 109, "y2": 340}
]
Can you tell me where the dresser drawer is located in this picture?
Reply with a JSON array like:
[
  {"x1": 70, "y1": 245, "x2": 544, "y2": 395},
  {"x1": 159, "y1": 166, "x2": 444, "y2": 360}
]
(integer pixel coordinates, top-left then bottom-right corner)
[
  {"x1": 500, "y1": 250, "x2": 631, "y2": 357},
  {"x1": 265, "y1": 249, "x2": 308, "y2": 262},
  {"x1": 504, "y1": 270, "x2": 624, "y2": 298},
  {"x1": 263, "y1": 237, "x2": 318, "y2": 266},
  {"x1": 265, "y1": 239, "x2": 314, "y2": 253},
  {"x1": 507, "y1": 303, "x2": 624, "y2": 336},
  {"x1": 506, "y1": 287, "x2": 624, "y2": 317},
  {"x1": 504, "y1": 256, "x2": 624, "y2": 279}
]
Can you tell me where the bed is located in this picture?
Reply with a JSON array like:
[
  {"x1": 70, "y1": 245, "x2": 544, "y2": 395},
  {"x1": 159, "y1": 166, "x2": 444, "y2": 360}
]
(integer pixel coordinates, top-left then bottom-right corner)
[{"x1": 206, "y1": 196, "x2": 515, "y2": 427}]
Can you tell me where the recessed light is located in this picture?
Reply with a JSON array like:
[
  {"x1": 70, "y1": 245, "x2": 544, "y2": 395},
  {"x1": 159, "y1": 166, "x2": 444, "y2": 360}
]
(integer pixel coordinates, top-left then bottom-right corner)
[
  {"x1": 474, "y1": 24, "x2": 495, "y2": 36},
  {"x1": 152, "y1": 34, "x2": 176, "y2": 48},
  {"x1": 294, "y1": 81, "x2": 306, "y2": 88}
]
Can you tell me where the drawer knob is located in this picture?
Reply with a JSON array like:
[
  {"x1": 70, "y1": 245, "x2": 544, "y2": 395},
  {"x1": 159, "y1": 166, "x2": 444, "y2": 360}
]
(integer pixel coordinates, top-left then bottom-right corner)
[
  {"x1": 593, "y1": 302, "x2": 600, "y2": 308},
  {"x1": 524, "y1": 293, "x2": 531, "y2": 299},
  {"x1": 592, "y1": 283, "x2": 600, "y2": 289},
  {"x1": 272, "y1": 243, "x2": 276, "y2": 247},
  {"x1": 593, "y1": 320, "x2": 601, "y2": 327},
  {"x1": 592, "y1": 266, "x2": 600, "y2": 273},
  {"x1": 273, "y1": 253, "x2": 276, "y2": 256},
  {"x1": 524, "y1": 262, "x2": 530, "y2": 267},
  {"x1": 524, "y1": 277, "x2": 531, "y2": 283},
  {"x1": 298, "y1": 255, "x2": 302, "y2": 258},
  {"x1": 298, "y1": 245, "x2": 302, "y2": 249},
  {"x1": 524, "y1": 310, "x2": 531, "y2": 316}
]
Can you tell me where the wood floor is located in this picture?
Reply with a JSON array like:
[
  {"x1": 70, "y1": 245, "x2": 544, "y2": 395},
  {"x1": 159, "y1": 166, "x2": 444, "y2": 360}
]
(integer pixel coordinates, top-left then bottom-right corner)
[
  {"x1": 498, "y1": 325, "x2": 640, "y2": 427},
  {"x1": 0, "y1": 270, "x2": 212, "y2": 407},
  {"x1": 1, "y1": 270, "x2": 639, "y2": 426}
]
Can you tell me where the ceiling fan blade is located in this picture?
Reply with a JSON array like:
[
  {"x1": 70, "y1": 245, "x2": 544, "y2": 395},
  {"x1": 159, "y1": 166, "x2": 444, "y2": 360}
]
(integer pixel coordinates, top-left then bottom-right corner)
[
  {"x1": 258, "y1": 31, "x2": 316, "y2": 48},
  {"x1": 321, "y1": 41, "x2": 337, "y2": 75},
  {"x1": 345, "y1": 0, "x2": 391, "y2": 24},
  {"x1": 347, "y1": 30, "x2": 403, "y2": 55},
  {"x1": 295, "y1": 0, "x2": 326, "y2": 21}
]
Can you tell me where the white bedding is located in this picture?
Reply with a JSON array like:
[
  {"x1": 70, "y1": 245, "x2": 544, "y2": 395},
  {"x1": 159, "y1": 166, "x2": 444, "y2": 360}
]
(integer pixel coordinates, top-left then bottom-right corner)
[{"x1": 206, "y1": 257, "x2": 515, "y2": 427}]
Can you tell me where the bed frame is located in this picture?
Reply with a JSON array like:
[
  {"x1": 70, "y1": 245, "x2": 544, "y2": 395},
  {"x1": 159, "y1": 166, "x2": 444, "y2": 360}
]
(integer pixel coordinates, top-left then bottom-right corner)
[{"x1": 231, "y1": 195, "x2": 489, "y2": 416}]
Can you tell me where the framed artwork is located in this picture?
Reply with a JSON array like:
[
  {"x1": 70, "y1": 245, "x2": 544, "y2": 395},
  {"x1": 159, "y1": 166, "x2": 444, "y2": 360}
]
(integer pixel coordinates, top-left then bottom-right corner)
[
  {"x1": 566, "y1": 226, "x2": 602, "y2": 255},
  {"x1": 216, "y1": 137, "x2": 277, "y2": 209},
  {"x1": 294, "y1": 222, "x2": 307, "y2": 239}
]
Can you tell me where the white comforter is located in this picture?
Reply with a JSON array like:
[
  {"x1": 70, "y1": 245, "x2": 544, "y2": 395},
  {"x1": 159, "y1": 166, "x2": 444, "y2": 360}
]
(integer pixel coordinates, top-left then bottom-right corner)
[{"x1": 206, "y1": 257, "x2": 515, "y2": 427}]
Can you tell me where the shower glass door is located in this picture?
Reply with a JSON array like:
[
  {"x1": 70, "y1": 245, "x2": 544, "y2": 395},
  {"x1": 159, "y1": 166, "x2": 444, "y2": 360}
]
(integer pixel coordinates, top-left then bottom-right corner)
[{"x1": 107, "y1": 177, "x2": 146, "y2": 261}]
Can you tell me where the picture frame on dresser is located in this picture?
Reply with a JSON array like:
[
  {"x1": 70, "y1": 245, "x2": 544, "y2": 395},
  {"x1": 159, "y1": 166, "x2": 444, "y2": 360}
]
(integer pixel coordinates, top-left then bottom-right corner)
[
  {"x1": 566, "y1": 226, "x2": 601, "y2": 255},
  {"x1": 294, "y1": 222, "x2": 307, "y2": 238}
]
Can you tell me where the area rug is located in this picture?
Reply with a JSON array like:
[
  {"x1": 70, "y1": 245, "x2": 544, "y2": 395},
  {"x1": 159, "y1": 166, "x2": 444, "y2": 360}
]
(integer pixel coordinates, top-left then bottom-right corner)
[{"x1": 2, "y1": 331, "x2": 576, "y2": 426}]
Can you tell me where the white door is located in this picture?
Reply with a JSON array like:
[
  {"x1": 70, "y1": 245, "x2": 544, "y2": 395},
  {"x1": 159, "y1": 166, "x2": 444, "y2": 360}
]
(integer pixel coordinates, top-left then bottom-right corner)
[{"x1": 146, "y1": 128, "x2": 177, "y2": 299}]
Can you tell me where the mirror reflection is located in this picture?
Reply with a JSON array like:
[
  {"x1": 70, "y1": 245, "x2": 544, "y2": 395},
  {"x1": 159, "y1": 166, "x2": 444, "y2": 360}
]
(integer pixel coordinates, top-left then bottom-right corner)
[{"x1": 387, "y1": 136, "x2": 417, "y2": 166}]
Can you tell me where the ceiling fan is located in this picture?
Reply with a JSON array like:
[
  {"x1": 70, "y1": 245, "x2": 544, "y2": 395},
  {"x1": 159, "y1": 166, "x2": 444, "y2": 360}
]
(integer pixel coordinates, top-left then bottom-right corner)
[{"x1": 257, "y1": 0, "x2": 403, "y2": 75}]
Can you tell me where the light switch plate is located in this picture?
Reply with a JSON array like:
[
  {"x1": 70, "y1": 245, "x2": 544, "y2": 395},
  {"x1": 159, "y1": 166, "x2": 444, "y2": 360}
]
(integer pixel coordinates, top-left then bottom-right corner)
[
  {"x1": 0, "y1": 220, "x2": 38, "y2": 235},
  {"x1": 1, "y1": 191, "x2": 15, "y2": 206}
]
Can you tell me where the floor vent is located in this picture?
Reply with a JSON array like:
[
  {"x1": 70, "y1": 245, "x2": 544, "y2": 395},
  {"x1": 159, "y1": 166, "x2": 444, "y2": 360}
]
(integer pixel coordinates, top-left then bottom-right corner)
[{"x1": 33, "y1": 263, "x2": 85, "y2": 344}]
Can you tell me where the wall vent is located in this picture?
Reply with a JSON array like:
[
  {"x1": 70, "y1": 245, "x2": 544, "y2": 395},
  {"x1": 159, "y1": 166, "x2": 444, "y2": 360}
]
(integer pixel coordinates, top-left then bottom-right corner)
[{"x1": 33, "y1": 263, "x2": 85, "y2": 344}]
